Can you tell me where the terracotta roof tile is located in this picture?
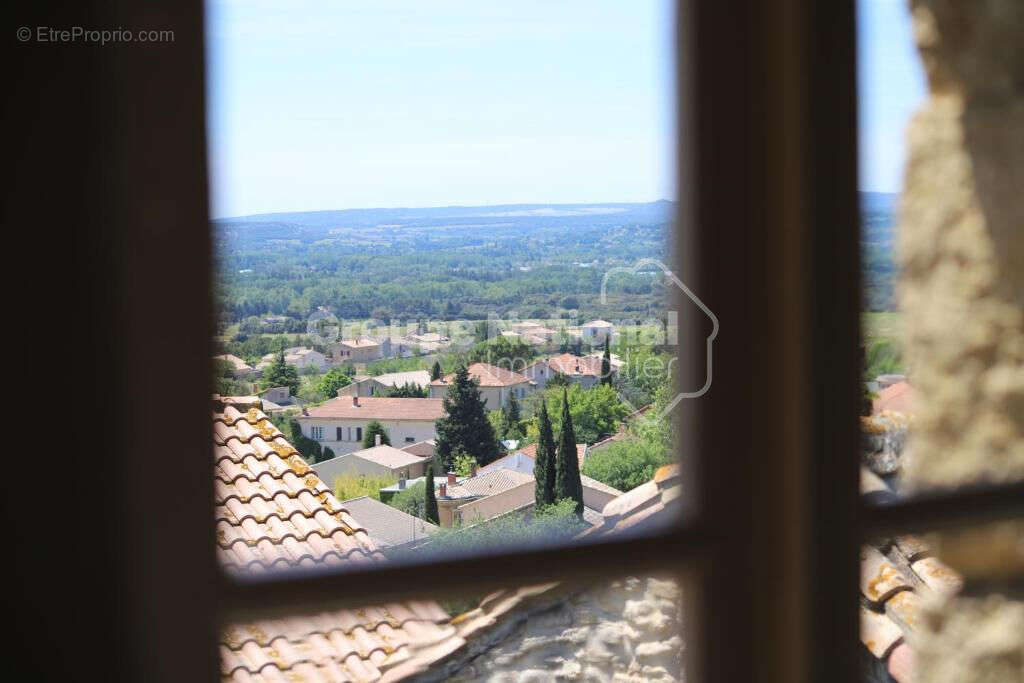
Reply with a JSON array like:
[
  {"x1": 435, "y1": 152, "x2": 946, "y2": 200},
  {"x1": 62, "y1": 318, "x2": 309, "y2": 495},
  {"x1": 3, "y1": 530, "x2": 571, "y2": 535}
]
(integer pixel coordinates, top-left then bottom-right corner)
[
  {"x1": 213, "y1": 397, "x2": 459, "y2": 682},
  {"x1": 856, "y1": 466, "x2": 964, "y2": 678},
  {"x1": 304, "y1": 396, "x2": 445, "y2": 421},
  {"x1": 872, "y1": 380, "x2": 915, "y2": 415},
  {"x1": 430, "y1": 362, "x2": 530, "y2": 387}
]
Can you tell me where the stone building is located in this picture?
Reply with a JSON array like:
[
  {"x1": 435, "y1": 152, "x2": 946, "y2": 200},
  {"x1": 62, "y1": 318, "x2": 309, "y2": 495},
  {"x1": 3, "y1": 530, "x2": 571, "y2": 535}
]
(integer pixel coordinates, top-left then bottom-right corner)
[{"x1": 889, "y1": 1, "x2": 1024, "y2": 680}]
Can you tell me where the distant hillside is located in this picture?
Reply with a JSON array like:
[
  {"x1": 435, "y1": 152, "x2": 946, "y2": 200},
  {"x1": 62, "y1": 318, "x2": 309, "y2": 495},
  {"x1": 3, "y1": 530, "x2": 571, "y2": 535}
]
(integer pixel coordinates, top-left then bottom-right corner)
[
  {"x1": 215, "y1": 200, "x2": 676, "y2": 246},
  {"x1": 860, "y1": 191, "x2": 899, "y2": 311}
]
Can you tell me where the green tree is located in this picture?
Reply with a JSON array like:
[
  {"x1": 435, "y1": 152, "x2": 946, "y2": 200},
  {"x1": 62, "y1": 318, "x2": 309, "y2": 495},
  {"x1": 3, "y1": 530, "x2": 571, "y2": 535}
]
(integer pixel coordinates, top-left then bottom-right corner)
[
  {"x1": 317, "y1": 365, "x2": 355, "y2": 398},
  {"x1": 362, "y1": 420, "x2": 391, "y2": 448},
  {"x1": 318, "y1": 446, "x2": 335, "y2": 463},
  {"x1": 554, "y1": 388, "x2": 584, "y2": 517},
  {"x1": 533, "y1": 401, "x2": 557, "y2": 507},
  {"x1": 581, "y1": 438, "x2": 672, "y2": 492},
  {"x1": 435, "y1": 365, "x2": 501, "y2": 469},
  {"x1": 385, "y1": 382, "x2": 428, "y2": 398},
  {"x1": 389, "y1": 480, "x2": 427, "y2": 519},
  {"x1": 530, "y1": 383, "x2": 628, "y2": 445},
  {"x1": 431, "y1": 360, "x2": 443, "y2": 381},
  {"x1": 424, "y1": 466, "x2": 439, "y2": 524},
  {"x1": 262, "y1": 349, "x2": 300, "y2": 396},
  {"x1": 601, "y1": 337, "x2": 613, "y2": 386},
  {"x1": 453, "y1": 451, "x2": 478, "y2": 477}
]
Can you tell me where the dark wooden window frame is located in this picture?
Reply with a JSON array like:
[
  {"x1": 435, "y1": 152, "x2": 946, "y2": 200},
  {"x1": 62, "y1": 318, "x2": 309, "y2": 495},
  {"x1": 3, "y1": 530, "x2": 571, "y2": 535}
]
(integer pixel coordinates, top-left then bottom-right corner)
[{"x1": 13, "y1": 1, "x2": 1023, "y2": 681}]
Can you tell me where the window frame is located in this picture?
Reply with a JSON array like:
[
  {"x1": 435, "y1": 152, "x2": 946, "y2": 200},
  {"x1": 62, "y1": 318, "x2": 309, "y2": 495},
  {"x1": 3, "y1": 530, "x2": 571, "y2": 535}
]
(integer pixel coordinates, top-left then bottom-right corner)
[{"x1": 28, "y1": 1, "x2": 1024, "y2": 681}]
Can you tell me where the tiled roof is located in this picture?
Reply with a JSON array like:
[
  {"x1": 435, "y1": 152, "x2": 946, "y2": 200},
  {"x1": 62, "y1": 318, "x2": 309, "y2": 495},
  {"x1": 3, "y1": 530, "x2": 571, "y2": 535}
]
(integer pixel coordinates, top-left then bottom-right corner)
[
  {"x1": 872, "y1": 380, "x2": 915, "y2": 415},
  {"x1": 515, "y1": 442, "x2": 587, "y2": 469},
  {"x1": 348, "y1": 445, "x2": 429, "y2": 470},
  {"x1": 857, "y1": 467, "x2": 962, "y2": 680},
  {"x1": 442, "y1": 469, "x2": 534, "y2": 499},
  {"x1": 372, "y1": 370, "x2": 432, "y2": 388},
  {"x1": 580, "y1": 463, "x2": 682, "y2": 538},
  {"x1": 400, "y1": 440, "x2": 436, "y2": 458},
  {"x1": 216, "y1": 354, "x2": 254, "y2": 371},
  {"x1": 214, "y1": 402, "x2": 382, "y2": 573},
  {"x1": 544, "y1": 353, "x2": 604, "y2": 377},
  {"x1": 431, "y1": 362, "x2": 530, "y2": 387},
  {"x1": 213, "y1": 397, "x2": 460, "y2": 681},
  {"x1": 582, "y1": 319, "x2": 614, "y2": 328},
  {"x1": 339, "y1": 496, "x2": 439, "y2": 548},
  {"x1": 340, "y1": 337, "x2": 380, "y2": 348},
  {"x1": 304, "y1": 396, "x2": 445, "y2": 421}
]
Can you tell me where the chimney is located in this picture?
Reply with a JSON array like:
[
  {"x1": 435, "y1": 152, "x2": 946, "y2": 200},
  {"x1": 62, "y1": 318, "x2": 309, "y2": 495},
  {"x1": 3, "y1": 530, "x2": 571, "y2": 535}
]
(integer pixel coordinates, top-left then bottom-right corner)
[
  {"x1": 447, "y1": 472, "x2": 457, "y2": 486},
  {"x1": 352, "y1": 395, "x2": 359, "y2": 407},
  {"x1": 438, "y1": 483, "x2": 447, "y2": 498},
  {"x1": 470, "y1": 462, "x2": 478, "y2": 477},
  {"x1": 375, "y1": 433, "x2": 381, "y2": 446}
]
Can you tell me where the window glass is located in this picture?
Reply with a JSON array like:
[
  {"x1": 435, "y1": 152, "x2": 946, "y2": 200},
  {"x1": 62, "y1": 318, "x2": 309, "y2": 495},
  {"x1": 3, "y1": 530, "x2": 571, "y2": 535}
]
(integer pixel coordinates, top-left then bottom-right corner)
[{"x1": 207, "y1": 0, "x2": 686, "y2": 574}]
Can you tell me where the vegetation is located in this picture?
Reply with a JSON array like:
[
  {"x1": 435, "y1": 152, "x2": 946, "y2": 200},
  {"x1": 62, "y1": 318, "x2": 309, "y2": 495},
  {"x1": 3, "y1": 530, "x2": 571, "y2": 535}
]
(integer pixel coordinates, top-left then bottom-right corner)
[
  {"x1": 331, "y1": 472, "x2": 396, "y2": 502},
  {"x1": 430, "y1": 360, "x2": 442, "y2": 380},
  {"x1": 601, "y1": 338, "x2": 613, "y2": 386},
  {"x1": 453, "y1": 452, "x2": 478, "y2": 477},
  {"x1": 533, "y1": 401, "x2": 557, "y2": 507},
  {"x1": 435, "y1": 365, "x2": 502, "y2": 469},
  {"x1": 362, "y1": 420, "x2": 391, "y2": 448},
  {"x1": 261, "y1": 349, "x2": 300, "y2": 396},
  {"x1": 526, "y1": 383, "x2": 629, "y2": 445},
  {"x1": 214, "y1": 204, "x2": 673, "y2": 324},
  {"x1": 384, "y1": 382, "x2": 428, "y2": 398},
  {"x1": 424, "y1": 466, "x2": 439, "y2": 524},
  {"x1": 317, "y1": 366, "x2": 355, "y2": 399},
  {"x1": 554, "y1": 388, "x2": 584, "y2": 517},
  {"x1": 389, "y1": 480, "x2": 427, "y2": 518}
]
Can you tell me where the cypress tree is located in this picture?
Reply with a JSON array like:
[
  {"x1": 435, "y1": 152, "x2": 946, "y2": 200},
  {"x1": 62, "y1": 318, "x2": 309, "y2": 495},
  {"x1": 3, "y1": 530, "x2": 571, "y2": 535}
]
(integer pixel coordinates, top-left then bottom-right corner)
[
  {"x1": 533, "y1": 401, "x2": 557, "y2": 508},
  {"x1": 601, "y1": 337, "x2": 613, "y2": 386},
  {"x1": 424, "y1": 465, "x2": 439, "y2": 524},
  {"x1": 554, "y1": 387, "x2": 584, "y2": 516},
  {"x1": 435, "y1": 365, "x2": 501, "y2": 469},
  {"x1": 430, "y1": 360, "x2": 443, "y2": 381}
]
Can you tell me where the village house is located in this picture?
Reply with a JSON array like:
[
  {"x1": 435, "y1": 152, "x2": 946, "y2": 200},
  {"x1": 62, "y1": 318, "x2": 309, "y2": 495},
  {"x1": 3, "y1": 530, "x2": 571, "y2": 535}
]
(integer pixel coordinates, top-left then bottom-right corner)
[
  {"x1": 474, "y1": 445, "x2": 618, "y2": 515},
  {"x1": 213, "y1": 353, "x2": 255, "y2": 378},
  {"x1": 337, "y1": 369, "x2": 432, "y2": 397},
  {"x1": 580, "y1": 319, "x2": 615, "y2": 345},
  {"x1": 313, "y1": 442, "x2": 433, "y2": 484},
  {"x1": 430, "y1": 362, "x2": 534, "y2": 411},
  {"x1": 298, "y1": 395, "x2": 445, "y2": 455},
  {"x1": 522, "y1": 352, "x2": 614, "y2": 391},
  {"x1": 327, "y1": 337, "x2": 384, "y2": 363},
  {"x1": 255, "y1": 346, "x2": 329, "y2": 373}
]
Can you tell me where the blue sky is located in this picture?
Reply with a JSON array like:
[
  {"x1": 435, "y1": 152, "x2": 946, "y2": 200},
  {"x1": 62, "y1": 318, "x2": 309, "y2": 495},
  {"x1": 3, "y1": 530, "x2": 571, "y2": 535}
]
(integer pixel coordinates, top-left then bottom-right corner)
[
  {"x1": 857, "y1": 0, "x2": 927, "y2": 193},
  {"x1": 207, "y1": 0, "x2": 924, "y2": 217}
]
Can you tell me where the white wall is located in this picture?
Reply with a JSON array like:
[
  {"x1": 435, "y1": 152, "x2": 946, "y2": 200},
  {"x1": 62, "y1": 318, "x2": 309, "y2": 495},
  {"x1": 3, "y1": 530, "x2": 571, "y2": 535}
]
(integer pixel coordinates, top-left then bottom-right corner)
[{"x1": 300, "y1": 418, "x2": 438, "y2": 456}]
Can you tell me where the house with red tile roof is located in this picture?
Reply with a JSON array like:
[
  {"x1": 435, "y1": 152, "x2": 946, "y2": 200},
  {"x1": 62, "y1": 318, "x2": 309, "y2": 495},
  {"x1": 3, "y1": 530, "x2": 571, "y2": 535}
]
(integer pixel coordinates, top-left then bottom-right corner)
[
  {"x1": 429, "y1": 362, "x2": 534, "y2": 411},
  {"x1": 522, "y1": 353, "x2": 615, "y2": 390},
  {"x1": 298, "y1": 395, "x2": 445, "y2": 456}
]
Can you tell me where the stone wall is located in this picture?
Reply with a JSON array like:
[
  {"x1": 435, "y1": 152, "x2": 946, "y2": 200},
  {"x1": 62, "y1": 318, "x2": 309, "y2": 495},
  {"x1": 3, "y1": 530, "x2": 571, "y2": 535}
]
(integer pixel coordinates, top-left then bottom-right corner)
[
  {"x1": 899, "y1": 1, "x2": 1024, "y2": 680},
  {"x1": 443, "y1": 577, "x2": 684, "y2": 682}
]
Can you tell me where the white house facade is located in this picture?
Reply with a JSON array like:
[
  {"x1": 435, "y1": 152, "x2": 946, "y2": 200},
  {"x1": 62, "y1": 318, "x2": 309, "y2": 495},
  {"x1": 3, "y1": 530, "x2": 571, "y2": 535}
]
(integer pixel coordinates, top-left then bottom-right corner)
[{"x1": 297, "y1": 396, "x2": 445, "y2": 456}]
